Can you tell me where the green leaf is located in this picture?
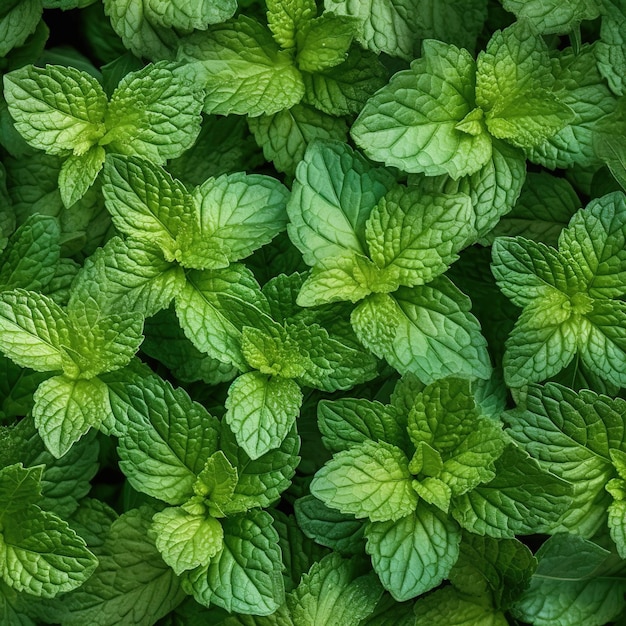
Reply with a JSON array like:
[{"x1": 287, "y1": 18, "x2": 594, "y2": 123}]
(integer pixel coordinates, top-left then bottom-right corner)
[
  {"x1": 501, "y1": 0, "x2": 601, "y2": 34},
  {"x1": 248, "y1": 103, "x2": 348, "y2": 177},
  {"x1": 415, "y1": 588, "x2": 508, "y2": 625},
  {"x1": 151, "y1": 507, "x2": 223, "y2": 575},
  {"x1": 408, "y1": 378, "x2": 507, "y2": 496},
  {"x1": 0, "y1": 505, "x2": 97, "y2": 598},
  {"x1": 32, "y1": 375, "x2": 110, "y2": 458},
  {"x1": 317, "y1": 397, "x2": 405, "y2": 454},
  {"x1": 296, "y1": 13, "x2": 357, "y2": 73},
  {"x1": 310, "y1": 439, "x2": 418, "y2": 522},
  {"x1": 266, "y1": 0, "x2": 316, "y2": 50},
  {"x1": 365, "y1": 187, "x2": 473, "y2": 286},
  {"x1": 287, "y1": 140, "x2": 396, "y2": 268},
  {"x1": 145, "y1": 0, "x2": 236, "y2": 30},
  {"x1": 59, "y1": 507, "x2": 186, "y2": 626},
  {"x1": 512, "y1": 534, "x2": 626, "y2": 626},
  {"x1": 287, "y1": 552, "x2": 383, "y2": 626},
  {"x1": 607, "y1": 479, "x2": 626, "y2": 558},
  {"x1": 323, "y1": 0, "x2": 421, "y2": 60},
  {"x1": 504, "y1": 382, "x2": 624, "y2": 535},
  {"x1": 0, "y1": 0, "x2": 42, "y2": 57},
  {"x1": 57, "y1": 145, "x2": 106, "y2": 209},
  {"x1": 559, "y1": 191, "x2": 626, "y2": 299},
  {"x1": 351, "y1": 279, "x2": 492, "y2": 383},
  {"x1": 242, "y1": 324, "x2": 306, "y2": 378},
  {"x1": 595, "y1": 133, "x2": 626, "y2": 192},
  {"x1": 0, "y1": 289, "x2": 70, "y2": 372},
  {"x1": 181, "y1": 510, "x2": 285, "y2": 615},
  {"x1": 178, "y1": 15, "x2": 305, "y2": 117},
  {"x1": 0, "y1": 214, "x2": 60, "y2": 293},
  {"x1": 176, "y1": 264, "x2": 273, "y2": 369},
  {"x1": 191, "y1": 171, "x2": 289, "y2": 267},
  {"x1": 103, "y1": 61, "x2": 203, "y2": 162},
  {"x1": 451, "y1": 445, "x2": 573, "y2": 537},
  {"x1": 352, "y1": 40, "x2": 492, "y2": 178},
  {"x1": 102, "y1": 154, "x2": 193, "y2": 261},
  {"x1": 294, "y1": 495, "x2": 366, "y2": 555},
  {"x1": 193, "y1": 451, "x2": 238, "y2": 518},
  {"x1": 106, "y1": 368, "x2": 220, "y2": 505},
  {"x1": 365, "y1": 507, "x2": 461, "y2": 601},
  {"x1": 0, "y1": 463, "x2": 43, "y2": 519},
  {"x1": 476, "y1": 21, "x2": 574, "y2": 149},
  {"x1": 224, "y1": 372, "x2": 303, "y2": 460},
  {"x1": 449, "y1": 533, "x2": 537, "y2": 610},
  {"x1": 597, "y1": 1, "x2": 626, "y2": 96},
  {"x1": 3, "y1": 64, "x2": 107, "y2": 156}
]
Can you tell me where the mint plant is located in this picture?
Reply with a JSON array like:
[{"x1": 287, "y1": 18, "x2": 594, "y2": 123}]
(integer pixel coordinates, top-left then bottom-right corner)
[{"x1": 2, "y1": 1, "x2": 626, "y2": 625}]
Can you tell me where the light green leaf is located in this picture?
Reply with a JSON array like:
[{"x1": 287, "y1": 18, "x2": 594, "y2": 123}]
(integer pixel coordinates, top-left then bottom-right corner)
[
  {"x1": 190, "y1": 171, "x2": 289, "y2": 267},
  {"x1": 241, "y1": 324, "x2": 306, "y2": 378},
  {"x1": 366, "y1": 187, "x2": 473, "y2": 286},
  {"x1": 266, "y1": 0, "x2": 316, "y2": 50},
  {"x1": 451, "y1": 445, "x2": 573, "y2": 537},
  {"x1": 103, "y1": 154, "x2": 193, "y2": 259},
  {"x1": 352, "y1": 40, "x2": 492, "y2": 178},
  {"x1": 287, "y1": 140, "x2": 396, "y2": 268},
  {"x1": 248, "y1": 103, "x2": 348, "y2": 177},
  {"x1": 351, "y1": 279, "x2": 492, "y2": 383},
  {"x1": 503, "y1": 298, "x2": 579, "y2": 388},
  {"x1": 301, "y1": 46, "x2": 388, "y2": 116},
  {"x1": 145, "y1": 0, "x2": 236, "y2": 30},
  {"x1": 595, "y1": 133, "x2": 626, "y2": 192},
  {"x1": 224, "y1": 372, "x2": 303, "y2": 460},
  {"x1": 58, "y1": 145, "x2": 106, "y2": 209},
  {"x1": 597, "y1": 1, "x2": 626, "y2": 96},
  {"x1": 0, "y1": 0, "x2": 42, "y2": 57},
  {"x1": 323, "y1": 0, "x2": 421, "y2": 60},
  {"x1": 310, "y1": 440, "x2": 417, "y2": 523},
  {"x1": 512, "y1": 534, "x2": 626, "y2": 626},
  {"x1": 414, "y1": 587, "x2": 508, "y2": 625},
  {"x1": 505, "y1": 383, "x2": 622, "y2": 536},
  {"x1": 3, "y1": 64, "x2": 107, "y2": 156},
  {"x1": 288, "y1": 552, "x2": 383, "y2": 626},
  {"x1": 103, "y1": 61, "x2": 203, "y2": 162},
  {"x1": 69, "y1": 237, "x2": 185, "y2": 318},
  {"x1": 177, "y1": 15, "x2": 305, "y2": 117},
  {"x1": 501, "y1": 0, "x2": 601, "y2": 34},
  {"x1": 59, "y1": 507, "x2": 186, "y2": 626},
  {"x1": 0, "y1": 464, "x2": 43, "y2": 520},
  {"x1": 151, "y1": 507, "x2": 223, "y2": 575},
  {"x1": 176, "y1": 264, "x2": 273, "y2": 369},
  {"x1": 32, "y1": 375, "x2": 110, "y2": 458},
  {"x1": 559, "y1": 191, "x2": 626, "y2": 299},
  {"x1": 317, "y1": 397, "x2": 405, "y2": 454},
  {"x1": 106, "y1": 368, "x2": 220, "y2": 505},
  {"x1": 0, "y1": 505, "x2": 97, "y2": 598},
  {"x1": 0, "y1": 289, "x2": 70, "y2": 372},
  {"x1": 181, "y1": 510, "x2": 284, "y2": 615},
  {"x1": 365, "y1": 507, "x2": 461, "y2": 601},
  {"x1": 296, "y1": 13, "x2": 356, "y2": 73},
  {"x1": 193, "y1": 451, "x2": 238, "y2": 518}
]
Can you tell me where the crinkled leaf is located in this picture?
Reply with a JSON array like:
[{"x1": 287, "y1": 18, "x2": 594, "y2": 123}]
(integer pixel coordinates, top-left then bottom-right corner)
[
  {"x1": 0, "y1": 0, "x2": 42, "y2": 57},
  {"x1": 3, "y1": 64, "x2": 107, "y2": 156},
  {"x1": 0, "y1": 463, "x2": 42, "y2": 520},
  {"x1": 365, "y1": 507, "x2": 461, "y2": 601},
  {"x1": 501, "y1": 0, "x2": 601, "y2": 34},
  {"x1": 146, "y1": 0, "x2": 236, "y2": 30},
  {"x1": 58, "y1": 145, "x2": 106, "y2": 209},
  {"x1": 310, "y1": 439, "x2": 417, "y2": 523}
]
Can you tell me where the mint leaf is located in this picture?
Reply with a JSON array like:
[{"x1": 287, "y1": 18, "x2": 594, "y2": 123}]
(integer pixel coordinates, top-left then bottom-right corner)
[
  {"x1": 501, "y1": 0, "x2": 601, "y2": 34},
  {"x1": 103, "y1": 61, "x2": 203, "y2": 162},
  {"x1": 352, "y1": 40, "x2": 492, "y2": 178},
  {"x1": 0, "y1": 0, "x2": 42, "y2": 57},
  {"x1": 224, "y1": 372, "x2": 303, "y2": 460},
  {"x1": 3, "y1": 64, "x2": 107, "y2": 156},
  {"x1": 0, "y1": 463, "x2": 42, "y2": 519},
  {"x1": 0, "y1": 289, "x2": 70, "y2": 372},
  {"x1": 310, "y1": 439, "x2": 418, "y2": 523},
  {"x1": 58, "y1": 145, "x2": 106, "y2": 209},
  {"x1": 193, "y1": 451, "x2": 238, "y2": 518},
  {"x1": 102, "y1": 154, "x2": 193, "y2": 261},
  {"x1": 181, "y1": 509, "x2": 284, "y2": 615},
  {"x1": 106, "y1": 369, "x2": 220, "y2": 504},
  {"x1": 287, "y1": 140, "x2": 395, "y2": 268},
  {"x1": 364, "y1": 507, "x2": 461, "y2": 601},
  {"x1": 0, "y1": 505, "x2": 97, "y2": 598},
  {"x1": 352, "y1": 278, "x2": 492, "y2": 383},
  {"x1": 178, "y1": 15, "x2": 304, "y2": 117},
  {"x1": 32, "y1": 375, "x2": 110, "y2": 458},
  {"x1": 597, "y1": 1, "x2": 626, "y2": 96},
  {"x1": 145, "y1": 0, "x2": 236, "y2": 30},
  {"x1": 266, "y1": 0, "x2": 316, "y2": 51},
  {"x1": 151, "y1": 507, "x2": 223, "y2": 575},
  {"x1": 365, "y1": 187, "x2": 473, "y2": 286}
]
